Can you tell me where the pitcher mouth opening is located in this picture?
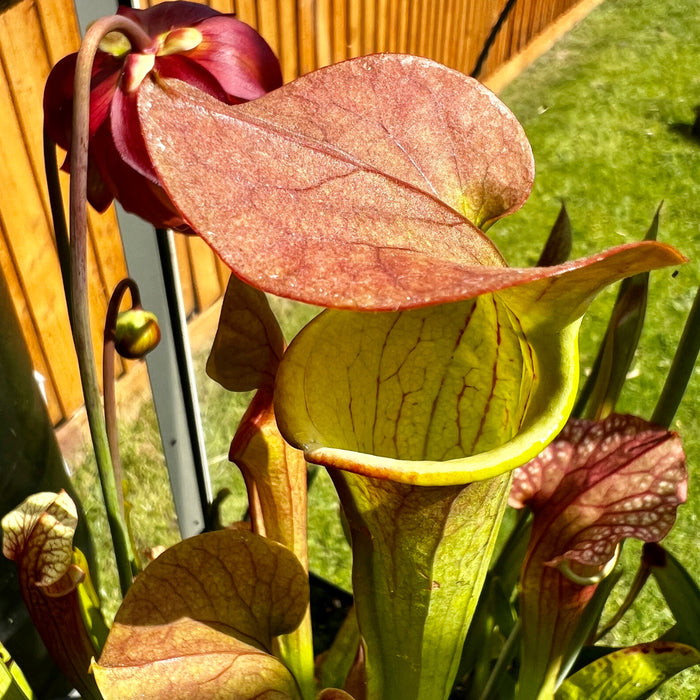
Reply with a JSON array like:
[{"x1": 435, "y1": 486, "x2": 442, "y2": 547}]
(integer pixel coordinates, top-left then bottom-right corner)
[{"x1": 276, "y1": 307, "x2": 581, "y2": 487}]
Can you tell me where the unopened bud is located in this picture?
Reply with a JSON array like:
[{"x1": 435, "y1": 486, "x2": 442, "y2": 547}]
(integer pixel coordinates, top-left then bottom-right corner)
[{"x1": 114, "y1": 309, "x2": 161, "y2": 359}]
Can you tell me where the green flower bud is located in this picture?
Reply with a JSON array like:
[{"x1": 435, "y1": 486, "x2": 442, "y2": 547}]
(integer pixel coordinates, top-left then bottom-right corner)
[{"x1": 114, "y1": 309, "x2": 161, "y2": 359}]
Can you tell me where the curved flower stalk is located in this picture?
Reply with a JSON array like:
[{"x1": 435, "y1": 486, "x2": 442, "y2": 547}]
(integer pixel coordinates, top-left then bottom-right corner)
[
  {"x1": 509, "y1": 415, "x2": 687, "y2": 699},
  {"x1": 41, "y1": 0, "x2": 283, "y2": 599},
  {"x1": 43, "y1": 0, "x2": 282, "y2": 230}
]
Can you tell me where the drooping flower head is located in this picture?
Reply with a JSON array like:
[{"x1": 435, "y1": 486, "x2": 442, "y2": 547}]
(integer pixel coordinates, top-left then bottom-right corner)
[{"x1": 43, "y1": 1, "x2": 282, "y2": 231}]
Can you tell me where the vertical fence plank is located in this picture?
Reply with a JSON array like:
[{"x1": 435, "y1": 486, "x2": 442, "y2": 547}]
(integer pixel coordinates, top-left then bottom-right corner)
[
  {"x1": 0, "y1": 2, "x2": 81, "y2": 422},
  {"x1": 278, "y1": 0, "x2": 300, "y2": 81},
  {"x1": 186, "y1": 236, "x2": 224, "y2": 311},
  {"x1": 258, "y1": 0, "x2": 281, "y2": 57},
  {"x1": 297, "y1": 0, "x2": 316, "y2": 74},
  {"x1": 316, "y1": 0, "x2": 333, "y2": 68},
  {"x1": 331, "y1": 0, "x2": 348, "y2": 63}
]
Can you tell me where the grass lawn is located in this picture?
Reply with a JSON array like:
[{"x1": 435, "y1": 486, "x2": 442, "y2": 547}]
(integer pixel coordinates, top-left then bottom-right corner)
[{"x1": 70, "y1": 0, "x2": 700, "y2": 696}]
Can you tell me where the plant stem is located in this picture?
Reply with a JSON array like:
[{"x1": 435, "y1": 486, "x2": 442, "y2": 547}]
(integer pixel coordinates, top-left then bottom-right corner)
[
  {"x1": 69, "y1": 15, "x2": 153, "y2": 597},
  {"x1": 478, "y1": 618, "x2": 521, "y2": 700},
  {"x1": 103, "y1": 278, "x2": 142, "y2": 521},
  {"x1": 651, "y1": 285, "x2": 700, "y2": 429},
  {"x1": 43, "y1": 126, "x2": 72, "y2": 322}
]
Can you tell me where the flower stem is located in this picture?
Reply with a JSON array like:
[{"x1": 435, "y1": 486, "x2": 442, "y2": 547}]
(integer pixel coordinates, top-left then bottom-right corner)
[
  {"x1": 43, "y1": 126, "x2": 71, "y2": 321},
  {"x1": 103, "y1": 278, "x2": 142, "y2": 522},
  {"x1": 69, "y1": 16, "x2": 153, "y2": 597}
]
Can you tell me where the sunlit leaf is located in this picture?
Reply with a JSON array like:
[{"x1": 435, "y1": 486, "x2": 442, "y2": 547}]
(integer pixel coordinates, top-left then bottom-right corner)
[
  {"x1": 276, "y1": 243, "x2": 682, "y2": 487},
  {"x1": 510, "y1": 415, "x2": 686, "y2": 569},
  {"x1": 1, "y1": 492, "x2": 100, "y2": 699},
  {"x1": 556, "y1": 641, "x2": 700, "y2": 700},
  {"x1": 330, "y1": 469, "x2": 511, "y2": 700},
  {"x1": 93, "y1": 529, "x2": 308, "y2": 699},
  {"x1": 228, "y1": 389, "x2": 314, "y2": 694},
  {"x1": 0, "y1": 642, "x2": 34, "y2": 700},
  {"x1": 510, "y1": 415, "x2": 687, "y2": 697},
  {"x1": 140, "y1": 54, "x2": 683, "y2": 310},
  {"x1": 139, "y1": 54, "x2": 528, "y2": 309},
  {"x1": 574, "y1": 207, "x2": 660, "y2": 420},
  {"x1": 207, "y1": 274, "x2": 285, "y2": 392}
]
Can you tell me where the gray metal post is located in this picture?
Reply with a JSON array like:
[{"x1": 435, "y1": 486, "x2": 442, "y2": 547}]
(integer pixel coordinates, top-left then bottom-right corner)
[{"x1": 117, "y1": 208, "x2": 211, "y2": 538}]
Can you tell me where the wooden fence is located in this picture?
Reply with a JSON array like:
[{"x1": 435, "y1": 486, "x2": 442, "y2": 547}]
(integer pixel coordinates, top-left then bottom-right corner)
[{"x1": 0, "y1": 0, "x2": 597, "y2": 426}]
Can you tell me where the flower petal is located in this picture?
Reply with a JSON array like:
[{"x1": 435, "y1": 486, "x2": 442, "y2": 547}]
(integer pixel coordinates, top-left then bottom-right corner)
[
  {"x1": 191, "y1": 15, "x2": 283, "y2": 98},
  {"x1": 43, "y1": 51, "x2": 121, "y2": 150},
  {"x1": 110, "y1": 85, "x2": 157, "y2": 180},
  {"x1": 116, "y1": 1, "x2": 221, "y2": 36}
]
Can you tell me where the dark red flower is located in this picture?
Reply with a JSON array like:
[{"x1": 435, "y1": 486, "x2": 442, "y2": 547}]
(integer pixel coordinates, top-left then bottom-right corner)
[{"x1": 44, "y1": 1, "x2": 282, "y2": 231}]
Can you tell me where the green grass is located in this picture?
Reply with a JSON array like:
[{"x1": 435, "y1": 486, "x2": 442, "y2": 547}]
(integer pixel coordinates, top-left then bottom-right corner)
[{"x1": 69, "y1": 0, "x2": 699, "y2": 695}]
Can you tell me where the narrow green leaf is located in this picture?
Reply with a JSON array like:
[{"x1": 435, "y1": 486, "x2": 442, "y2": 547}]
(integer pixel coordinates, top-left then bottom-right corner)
[
  {"x1": 537, "y1": 203, "x2": 572, "y2": 267},
  {"x1": 557, "y1": 568, "x2": 623, "y2": 686},
  {"x1": 651, "y1": 285, "x2": 700, "y2": 428},
  {"x1": 574, "y1": 208, "x2": 661, "y2": 420},
  {"x1": 317, "y1": 606, "x2": 361, "y2": 692},
  {"x1": 73, "y1": 547, "x2": 110, "y2": 654},
  {"x1": 0, "y1": 642, "x2": 34, "y2": 700},
  {"x1": 94, "y1": 529, "x2": 309, "y2": 699},
  {"x1": 643, "y1": 543, "x2": 700, "y2": 649},
  {"x1": 556, "y1": 641, "x2": 700, "y2": 700}
]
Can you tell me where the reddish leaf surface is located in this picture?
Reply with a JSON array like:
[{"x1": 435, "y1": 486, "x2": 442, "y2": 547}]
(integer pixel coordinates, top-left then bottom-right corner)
[
  {"x1": 94, "y1": 529, "x2": 308, "y2": 699},
  {"x1": 510, "y1": 414, "x2": 687, "y2": 569},
  {"x1": 139, "y1": 56, "x2": 684, "y2": 310},
  {"x1": 139, "y1": 53, "x2": 534, "y2": 309}
]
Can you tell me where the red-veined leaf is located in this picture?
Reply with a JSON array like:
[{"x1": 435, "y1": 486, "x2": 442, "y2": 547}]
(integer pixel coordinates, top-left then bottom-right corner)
[
  {"x1": 511, "y1": 415, "x2": 687, "y2": 697},
  {"x1": 93, "y1": 529, "x2": 308, "y2": 699}
]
